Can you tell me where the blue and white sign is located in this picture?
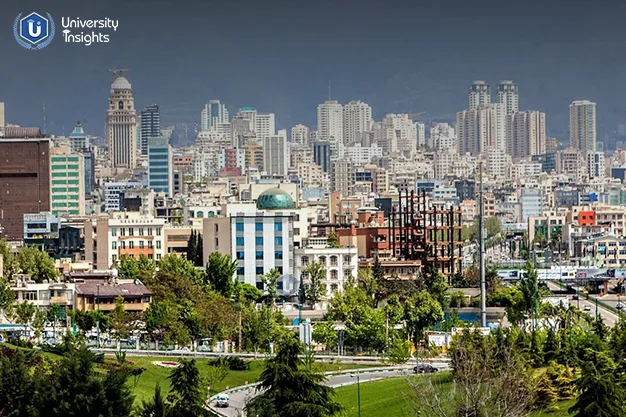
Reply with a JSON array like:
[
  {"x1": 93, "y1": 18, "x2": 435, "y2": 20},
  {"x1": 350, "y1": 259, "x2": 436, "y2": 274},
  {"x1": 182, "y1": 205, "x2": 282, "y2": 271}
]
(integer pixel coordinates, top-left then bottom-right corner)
[{"x1": 14, "y1": 12, "x2": 55, "y2": 50}]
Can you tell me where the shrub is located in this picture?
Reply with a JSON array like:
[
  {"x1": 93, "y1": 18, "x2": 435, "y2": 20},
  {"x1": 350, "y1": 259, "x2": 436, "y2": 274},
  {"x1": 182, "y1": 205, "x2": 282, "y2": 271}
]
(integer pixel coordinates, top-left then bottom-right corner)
[{"x1": 208, "y1": 356, "x2": 250, "y2": 371}]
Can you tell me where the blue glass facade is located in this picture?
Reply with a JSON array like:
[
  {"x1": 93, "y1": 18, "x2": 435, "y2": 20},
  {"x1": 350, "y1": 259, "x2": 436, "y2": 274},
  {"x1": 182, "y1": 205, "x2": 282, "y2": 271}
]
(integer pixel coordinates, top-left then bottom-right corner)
[{"x1": 148, "y1": 136, "x2": 172, "y2": 196}]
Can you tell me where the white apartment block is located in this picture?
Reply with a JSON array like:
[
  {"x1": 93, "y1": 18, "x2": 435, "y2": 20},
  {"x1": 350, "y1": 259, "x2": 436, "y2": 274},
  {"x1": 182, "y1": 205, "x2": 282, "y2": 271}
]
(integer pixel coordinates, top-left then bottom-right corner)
[
  {"x1": 344, "y1": 143, "x2": 383, "y2": 164},
  {"x1": 343, "y1": 100, "x2": 372, "y2": 146},
  {"x1": 416, "y1": 122, "x2": 425, "y2": 147},
  {"x1": 291, "y1": 124, "x2": 310, "y2": 146},
  {"x1": 196, "y1": 130, "x2": 230, "y2": 146},
  {"x1": 381, "y1": 114, "x2": 417, "y2": 155},
  {"x1": 201, "y1": 100, "x2": 229, "y2": 131},
  {"x1": 486, "y1": 148, "x2": 511, "y2": 178},
  {"x1": 317, "y1": 100, "x2": 344, "y2": 143},
  {"x1": 497, "y1": 80, "x2": 519, "y2": 115},
  {"x1": 192, "y1": 151, "x2": 220, "y2": 182},
  {"x1": 294, "y1": 161, "x2": 327, "y2": 188},
  {"x1": 330, "y1": 158, "x2": 355, "y2": 197},
  {"x1": 256, "y1": 113, "x2": 276, "y2": 138},
  {"x1": 84, "y1": 212, "x2": 167, "y2": 269},
  {"x1": 507, "y1": 110, "x2": 546, "y2": 158},
  {"x1": 569, "y1": 100, "x2": 597, "y2": 155},
  {"x1": 104, "y1": 181, "x2": 142, "y2": 212},
  {"x1": 469, "y1": 80, "x2": 491, "y2": 110},
  {"x1": 588, "y1": 151, "x2": 605, "y2": 179},
  {"x1": 511, "y1": 160, "x2": 542, "y2": 180},
  {"x1": 457, "y1": 103, "x2": 506, "y2": 156},
  {"x1": 429, "y1": 123, "x2": 456, "y2": 151},
  {"x1": 294, "y1": 237, "x2": 359, "y2": 301}
]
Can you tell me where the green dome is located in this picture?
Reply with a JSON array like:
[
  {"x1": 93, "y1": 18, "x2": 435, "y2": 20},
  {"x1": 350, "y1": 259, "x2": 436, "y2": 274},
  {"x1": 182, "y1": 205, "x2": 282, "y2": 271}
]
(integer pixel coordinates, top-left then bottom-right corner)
[{"x1": 256, "y1": 188, "x2": 296, "y2": 210}]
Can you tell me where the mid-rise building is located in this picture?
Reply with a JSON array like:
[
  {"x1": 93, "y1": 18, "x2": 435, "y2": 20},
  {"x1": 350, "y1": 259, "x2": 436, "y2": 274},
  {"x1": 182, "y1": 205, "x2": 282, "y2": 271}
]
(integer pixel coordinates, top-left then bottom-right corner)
[
  {"x1": 0, "y1": 133, "x2": 50, "y2": 239},
  {"x1": 69, "y1": 122, "x2": 88, "y2": 153},
  {"x1": 140, "y1": 104, "x2": 161, "y2": 156},
  {"x1": 291, "y1": 124, "x2": 310, "y2": 146},
  {"x1": 469, "y1": 80, "x2": 491, "y2": 110},
  {"x1": 569, "y1": 100, "x2": 597, "y2": 155},
  {"x1": 243, "y1": 140, "x2": 264, "y2": 172},
  {"x1": 104, "y1": 181, "x2": 143, "y2": 212},
  {"x1": 201, "y1": 100, "x2": 229, "y2": 131},
  {"x1": 457, "y1": 103, "x2": 506, "y2": 156},
  {"x1": 507, "y1": 110, "x2": 546, "y2": 158},
  {"x1": 50, "y1": 146, "x2": 85, "y2": 216},
  {"x1": 317, "y1": 100, "x2": 344, "y2": 143},
  {"x1": 263, "y1": 131, "x2": 288, "y2": 176},
  {"x1": 588, "y1": 151, "x2": 605, "y2": 179},
  {"x1": 429, "y1": 123, "x2": 456, "y2": 150},
  {"x1": 84, "y1": 212, "x2": 167, "y2": 269},
  {"x1": 148, "y1": 136, "x2": 173, "y2": 196},
  {"x1": 343, "y1": 100, "x2": 372, "y2": 146},
  {"x1": 313, "y1": 141, "x2": 331, "y2": 172},
  {"x1": 256, "y1": 113, "x2": 276, "y2": 138},
  {"x1": 496, "y1": 80, "x2": 519, "y2": 115},
  {"x1": 415, "y1": 122, "x2": 425, "y2": 147},
  {"x1": 381, "y1": 114, "x2": 418, "y2": 155},
  {"x1": 106, "y1": 73, "x2": 138, "y2": 169}
]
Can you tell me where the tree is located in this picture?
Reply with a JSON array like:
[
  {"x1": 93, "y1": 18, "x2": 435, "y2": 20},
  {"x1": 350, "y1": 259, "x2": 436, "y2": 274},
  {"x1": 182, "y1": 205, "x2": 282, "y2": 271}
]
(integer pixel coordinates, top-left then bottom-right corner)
[
  {"x1": 138, "y1": 383, "x2": 169, "y2": 417},
  {"x1": 246, "y1": 334, "x2": 343, "y2": 417},
  {"x1": 15, "y1": 301, "x2": 35, "y2": 334},
  {"x1": 533, "y1": 372, "x2": 557, "y2": 410},
  {"x1": 543, "y1": 328, "x2": 559, "y2": 364},
  {"x1": 118, "y1": 254, "x2": 139, "y2": 279},
  {"x1": 570, "y1": 349, "x2": 626, "y2": 417},
  {"x1": 357, "y1": 269, "x2": 378, "y2": 301},
  {"x1": 312, "y1": 321, "x2": 338, "y2": 352},
  {"x1": 185, "y1": 231, "x2": 198, "y2": 266},
  {"x1": 195, "y1": 234, "x2": 204, "y2": 267},
  {"x1": 145, "y1": 301, "x2": 178, "y2": 351},
  {"x1": 305, "y1": 261, "x2": 327, "y2": 307},
  {"x1": 137, "y1": 255, "x2": 157, "y2": 277},
  {"x1": 485, "y1": 216, "x2": 502, "y2": 239},
  {"x1": 388, "y1": 335, "x2": 411, "y2": 364},
  {"x1": 110, "y1": 296, "x2": 129, "y2": 341},
  {"x1": 236, "y1": 283, "x2": 263, "y2": 302},
  {"x1": 204, "y1": 252, "x2": 237, "y2": 298},
  {"x1": 262, "y1": 268, "x2": 280, "y2": 307},
  {"x1": 32, "y1": 308, "x2": 46, "y2": 340},
  {"x1": 404, "y1": 290, "x2": 444, "y2": 346},
  {"x1": 16, "y1": 245, "x2": 58, "y2": 283},
  {"x1": 167, "y1": 359, "x2": 211, "y2": 417},
  {"x1": 0, "y1": 239, "x2": 19, "y2": 279},
  {"x1": 158, "y1": 254, "x2": 202, "y2": 284},
  {"x1": 327, "y1": 231, "x2": 339, "y2": 248},
  {"x1": 0, "y1": 278, "x2": 15, "y2": 311}
]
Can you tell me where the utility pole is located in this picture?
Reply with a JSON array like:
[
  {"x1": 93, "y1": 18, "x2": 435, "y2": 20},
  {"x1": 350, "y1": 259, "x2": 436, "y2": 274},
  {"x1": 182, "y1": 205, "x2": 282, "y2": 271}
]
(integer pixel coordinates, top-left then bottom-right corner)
[
  {"x1": 479, "y1": 161, "x2": 487, "y2": 328},
  {"x1": 96, "y1": 284, "x2": 101, "y2": 348}
]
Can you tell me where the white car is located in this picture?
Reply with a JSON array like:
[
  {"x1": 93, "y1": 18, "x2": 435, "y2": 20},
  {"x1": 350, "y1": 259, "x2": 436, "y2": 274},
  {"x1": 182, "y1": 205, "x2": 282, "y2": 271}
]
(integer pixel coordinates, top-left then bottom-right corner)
[
  {"x1": 583, "y1": 305, "x2": 591, "y2": 312},
  {"x1": 617, "y1": 303, "x2": 625, "y2": 310},
  {"x1": 215, "y1": 394, "x2": 229, "y2": 408}
]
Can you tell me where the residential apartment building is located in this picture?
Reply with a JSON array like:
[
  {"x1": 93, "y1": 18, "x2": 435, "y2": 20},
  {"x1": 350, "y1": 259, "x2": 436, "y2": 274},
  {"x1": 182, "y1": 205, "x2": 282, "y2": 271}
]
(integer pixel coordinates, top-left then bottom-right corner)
[{"x1": 50, "y1": 146, "x2": 85, "y2": 216}]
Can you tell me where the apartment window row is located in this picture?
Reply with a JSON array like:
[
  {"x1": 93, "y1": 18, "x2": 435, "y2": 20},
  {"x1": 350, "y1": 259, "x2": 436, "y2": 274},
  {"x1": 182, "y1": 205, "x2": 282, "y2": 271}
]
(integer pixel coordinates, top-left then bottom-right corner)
[
  {"x1": 112, "y1": 227, "x2": 159, "y2": 237},
  {"x1": 113, "y1": 240, "x2": 160, "y2": 250}
]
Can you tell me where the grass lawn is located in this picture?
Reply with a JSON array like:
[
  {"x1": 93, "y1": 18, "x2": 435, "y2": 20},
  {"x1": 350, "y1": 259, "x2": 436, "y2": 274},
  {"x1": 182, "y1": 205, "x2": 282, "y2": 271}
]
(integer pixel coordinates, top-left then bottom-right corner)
[
  {"x1": 127, "y1": 355, "x2": 372, "y2": 405},
  {"x1": 334, "y1": 376, "x2": 576, "y2": 417}
]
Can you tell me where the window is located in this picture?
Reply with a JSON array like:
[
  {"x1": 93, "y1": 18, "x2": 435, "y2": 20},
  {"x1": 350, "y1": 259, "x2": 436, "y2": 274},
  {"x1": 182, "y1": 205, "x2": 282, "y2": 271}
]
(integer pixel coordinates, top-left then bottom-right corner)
[
  {"x1": 112, "y1": 241, "x2": 117, "y2": 250},
  {"x1": 139, "y1": 241, "x2": 144, "y2": 249},
  {"x1": 275, "y1": 251, "x2": 283, "y2": 260},
  {"x1": 330, "y1": 256, "x2": 338, "y2": 266},
  {"x1": 148, "y1": 241, "x2": 153, "y2": 249},
  {"x1": 301, "y1": 256, "x2": 309, "y2": 265},
  {"x1": 277, "y1": 281, "x2": 284, "y2": 290},
  {"x1": 148, "y1": 228, "x2": 153, "y2": 235},
  {"x1": 343, "y1": 255, "x2": 351, "y2": 264},
  {"x1": 274, "y1": 237, "x2": 282, "y2": 246},
  {"x1": 120, "y1": 241, "x2": 126, "y2": 249},
  {"x1": 112, "y1": 254, "x2": 117, "y2": 263},
  {"x1": 111, "y1": 228, "x2": 117, "y2": 236},
  {"x1": 156, "y1": 228, "x2": 161, "y2": 236},
  {"x1": 236, "y1": 222, "x2": 244, "y2": 232},
  {"x1": 215, "y1": 224, "x2": 219, "y2": 233},
  {"x1": 24, "y1": 291, "x2": 38, "y2": 301},
  {"x1": 139, "y1": 228, "x2": 144, "y2": 235},
  {"x1": 256, "y1": 281, "x2": 264, "y2": 290},
  {"x1": 255, "y1": 222, "x2": 263, "y2": 232},
  {"x1": 276, "y1": 267, "x2": 283, "y2": 274},
  {"x1": 120, "y1": 228, "x2": 126, "y2": 236},
  {"x1": 129, "y1": 241, "x2": 134, "y2": 249},
  {"x1": 256, "y1": 266, "x2": 264, "y2": 275},
  {"x1": 255, "y1": 236, "x2": 264, "y2": 246},
  {"x1": 330, "y1": 270, "x2": 338, "y2": 280},
  {"x1": 319, "y1": 256, "x2": 327, "y2": 266},
  {"x1": 344, "y1": 269, "x2": 352, "y2": 278},
  {"x1": 156, "y1": 241, "x2": 161, "y2": 249},
  {"x1": 330, "y1": 284, "x2": 338, "y2": 294},
  {"x1": 236, "y1": 237, "x2": 244, "y2": 246},
  {"x1": 256, "y1": 251, "x2": 264, "y2": 260},
  {"x1": 275, "y1": 221, "x2": 283, "y2": 232},
  {"x1": 237, "y1": 267, "x2": 245, "y2": 276},
  {"x1": 237, "y1": 251, "x2": 245, "y2": 260},
  {"x1": 148, "y1": 254, "x2": 153, "y2": 259},
  {"x1": 157, "y1": 254, "x2": 161, "y2": 260},
  {"x1": 301, "y1": 271, "x2": 309, "y2": 279}
]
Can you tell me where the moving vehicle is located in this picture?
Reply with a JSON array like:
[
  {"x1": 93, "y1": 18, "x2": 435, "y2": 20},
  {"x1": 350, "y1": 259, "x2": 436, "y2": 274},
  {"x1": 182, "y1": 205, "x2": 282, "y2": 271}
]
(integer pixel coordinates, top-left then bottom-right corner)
[
  {"x1": 617, "y1": 303, "x2": 624, "y2": 310},
  {"x1": 215, "y1": 394, "x2": 229, "y2": 408},
  {"x1": 413, "y1": 364, "x2": 438, "y2": 374},
  {"x1": 583, "y1": 305, "x2": 591, "y2": 311}
]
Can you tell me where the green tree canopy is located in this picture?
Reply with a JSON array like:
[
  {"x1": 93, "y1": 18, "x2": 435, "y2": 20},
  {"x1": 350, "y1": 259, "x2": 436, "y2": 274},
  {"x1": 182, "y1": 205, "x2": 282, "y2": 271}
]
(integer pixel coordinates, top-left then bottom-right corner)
[{"x1": 204, "y1": 252, "x2": 237, "y2": 298}]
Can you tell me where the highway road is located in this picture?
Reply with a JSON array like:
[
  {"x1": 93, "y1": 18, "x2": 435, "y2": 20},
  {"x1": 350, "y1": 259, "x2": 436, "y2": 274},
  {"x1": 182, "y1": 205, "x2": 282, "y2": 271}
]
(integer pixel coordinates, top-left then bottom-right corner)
[
  {"x1": 208, "y1": 367, "x2": 420, "y2": 417},
  {"x1": 546, "y1": 281, "x2": 621, "y2": 327}
]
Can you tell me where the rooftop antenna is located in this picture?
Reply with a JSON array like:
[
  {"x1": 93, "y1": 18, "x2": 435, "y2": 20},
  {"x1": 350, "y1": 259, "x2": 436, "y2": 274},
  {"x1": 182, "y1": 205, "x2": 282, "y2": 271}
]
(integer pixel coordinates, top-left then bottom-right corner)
[
  {"x1": 42, "y1": 102, "x2": 46, "y2": 134},
  {"x1": 109, "y1": 68, "x2": 129, "y2": 79},
  {"x1": 328, "y1": 81, "x2": 332, "y2": 101}
]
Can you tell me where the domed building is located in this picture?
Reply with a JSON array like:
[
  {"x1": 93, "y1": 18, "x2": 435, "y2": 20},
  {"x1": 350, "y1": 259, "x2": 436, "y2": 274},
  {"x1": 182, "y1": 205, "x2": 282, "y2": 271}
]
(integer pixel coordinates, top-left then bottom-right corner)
[{"x1": 256, "y1": 188, "x2": 297, "y2": 210}]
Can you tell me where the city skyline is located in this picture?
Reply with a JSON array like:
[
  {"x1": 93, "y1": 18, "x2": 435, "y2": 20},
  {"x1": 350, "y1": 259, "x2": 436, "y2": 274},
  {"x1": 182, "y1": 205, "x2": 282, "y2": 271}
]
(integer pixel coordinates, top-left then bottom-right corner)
[{"x1": 2, "y1": 0, "x2": 626, "y2": 142}]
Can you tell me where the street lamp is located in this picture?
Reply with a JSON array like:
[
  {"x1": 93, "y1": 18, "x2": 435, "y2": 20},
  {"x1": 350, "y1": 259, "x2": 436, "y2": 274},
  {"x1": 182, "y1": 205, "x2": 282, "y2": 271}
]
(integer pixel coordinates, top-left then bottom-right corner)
[
  {"x1": 96, "y1": 284, "x2": 102, "y2": 348},
  {"x1": 350, "y1": 374, "x2": 361, "y2": 417}
]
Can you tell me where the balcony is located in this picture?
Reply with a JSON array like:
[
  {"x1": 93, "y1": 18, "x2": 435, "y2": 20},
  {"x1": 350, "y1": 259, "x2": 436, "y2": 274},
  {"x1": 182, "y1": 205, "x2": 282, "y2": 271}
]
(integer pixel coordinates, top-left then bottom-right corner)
[{"x1": 50, "y1": 296, "x2": 71, "y2": 305}]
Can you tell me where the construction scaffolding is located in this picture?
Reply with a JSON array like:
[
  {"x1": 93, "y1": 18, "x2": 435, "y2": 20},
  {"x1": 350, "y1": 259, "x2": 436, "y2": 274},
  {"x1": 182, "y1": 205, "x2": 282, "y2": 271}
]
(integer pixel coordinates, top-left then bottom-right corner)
[{"x1": 387, "y1": 190, "x2": 463, "y2": 280}]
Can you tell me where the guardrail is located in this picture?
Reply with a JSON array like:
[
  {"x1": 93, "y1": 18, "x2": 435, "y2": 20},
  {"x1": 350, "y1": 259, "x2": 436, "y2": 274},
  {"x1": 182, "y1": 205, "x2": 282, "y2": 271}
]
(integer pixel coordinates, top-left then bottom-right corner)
[
  {"x1": 89, "y1": 348, "x2": 451, "y2": 364},
  {"x1": 205, "y1": 365, "x2": 426, "y2": 417}
]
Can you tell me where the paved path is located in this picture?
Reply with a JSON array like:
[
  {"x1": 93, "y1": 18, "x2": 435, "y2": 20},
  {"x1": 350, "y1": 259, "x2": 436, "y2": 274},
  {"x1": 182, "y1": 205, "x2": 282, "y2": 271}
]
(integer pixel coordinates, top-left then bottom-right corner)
[{"x1": 208, "y1": 366, "x2": 424, "y2": 417}]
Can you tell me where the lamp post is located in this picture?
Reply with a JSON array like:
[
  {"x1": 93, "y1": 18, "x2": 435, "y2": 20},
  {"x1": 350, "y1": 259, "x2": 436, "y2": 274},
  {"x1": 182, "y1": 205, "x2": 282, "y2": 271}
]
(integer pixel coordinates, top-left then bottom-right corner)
[
  {"x1": 96, "y1": 284, "x2": 101, "y2": 348},
  {"x1": 266, "y1": 296, "x2": 271, "y2": 354},
  {"x1": 351, "y1": 374, "x2": 361, "y2": 417}
]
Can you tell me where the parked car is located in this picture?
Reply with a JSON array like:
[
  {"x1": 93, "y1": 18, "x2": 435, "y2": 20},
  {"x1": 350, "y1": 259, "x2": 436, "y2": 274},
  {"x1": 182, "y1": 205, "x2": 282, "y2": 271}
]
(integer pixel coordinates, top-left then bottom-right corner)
[
  {"x1": 583, "y1": 305, "x2": 591, "y2": 312},
  {"x1": 617, "y1": 303, "x2": 624, "y2": 310},
  {"x1": 215, "y1": 394, "x2": 229, "y2": 408},
  {"x1": 413, "y1": 364, "x2": 438, "y2": 374}
]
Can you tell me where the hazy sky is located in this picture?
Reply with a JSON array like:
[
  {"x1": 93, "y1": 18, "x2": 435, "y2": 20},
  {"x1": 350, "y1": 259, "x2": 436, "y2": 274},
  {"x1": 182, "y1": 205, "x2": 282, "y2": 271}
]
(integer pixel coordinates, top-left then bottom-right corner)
[{"x1": 2, "y1": 0, "x2": 626, "y2": 141}]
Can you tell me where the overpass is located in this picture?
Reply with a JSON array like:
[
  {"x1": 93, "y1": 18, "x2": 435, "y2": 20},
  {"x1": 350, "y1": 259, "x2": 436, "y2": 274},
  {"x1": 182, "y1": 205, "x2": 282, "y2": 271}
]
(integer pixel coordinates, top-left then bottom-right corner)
[{"x1": 498, "y1": 267, "x2": 616, "y2": 292}]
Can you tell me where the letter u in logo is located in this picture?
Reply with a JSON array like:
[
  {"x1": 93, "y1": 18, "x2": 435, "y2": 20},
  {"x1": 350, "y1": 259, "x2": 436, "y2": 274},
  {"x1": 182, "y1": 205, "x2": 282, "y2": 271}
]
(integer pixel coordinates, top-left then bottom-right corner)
[{"x1": 27, "y1": 19, "x2": 42, "y2": 37}]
